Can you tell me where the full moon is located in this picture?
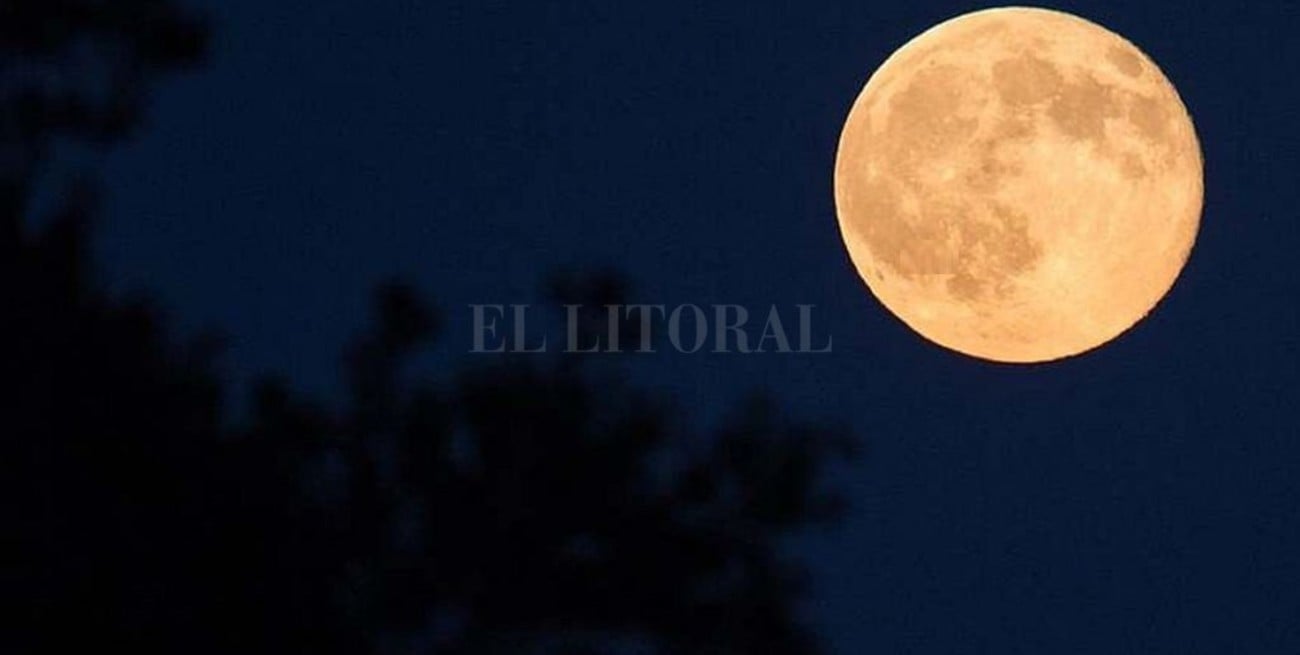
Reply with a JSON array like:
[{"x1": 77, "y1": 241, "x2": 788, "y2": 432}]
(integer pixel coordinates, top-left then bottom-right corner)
[{"x1": 834, "y1": 7, "x2": 1202, "y2": 363}]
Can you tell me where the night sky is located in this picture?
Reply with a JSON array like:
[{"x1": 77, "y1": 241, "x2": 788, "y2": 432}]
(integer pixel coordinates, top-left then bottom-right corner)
[{"x1": 98, "y1": 0, "x2": 1299, "y2": 651}]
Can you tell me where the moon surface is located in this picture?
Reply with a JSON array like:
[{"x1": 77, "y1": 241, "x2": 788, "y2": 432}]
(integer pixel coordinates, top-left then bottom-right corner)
[{"x1": 834, "y1": 7, "x2": 1202, "y2": 363}]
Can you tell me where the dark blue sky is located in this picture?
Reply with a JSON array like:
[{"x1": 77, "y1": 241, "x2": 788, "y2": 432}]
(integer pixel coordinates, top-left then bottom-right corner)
[{"x1": 98, "y1": 0, "x2": 1299, "y2": 651}]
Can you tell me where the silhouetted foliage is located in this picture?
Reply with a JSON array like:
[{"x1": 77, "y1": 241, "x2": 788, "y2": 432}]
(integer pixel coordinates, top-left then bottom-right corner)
[{"x1": 2, "y1": 2, "x2": 853, "y2": 653}]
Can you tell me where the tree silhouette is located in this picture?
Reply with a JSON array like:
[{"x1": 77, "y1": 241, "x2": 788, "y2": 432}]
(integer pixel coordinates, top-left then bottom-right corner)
[{"x1": 2, "y1": 2, "x2": 854, "y2": 653}]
